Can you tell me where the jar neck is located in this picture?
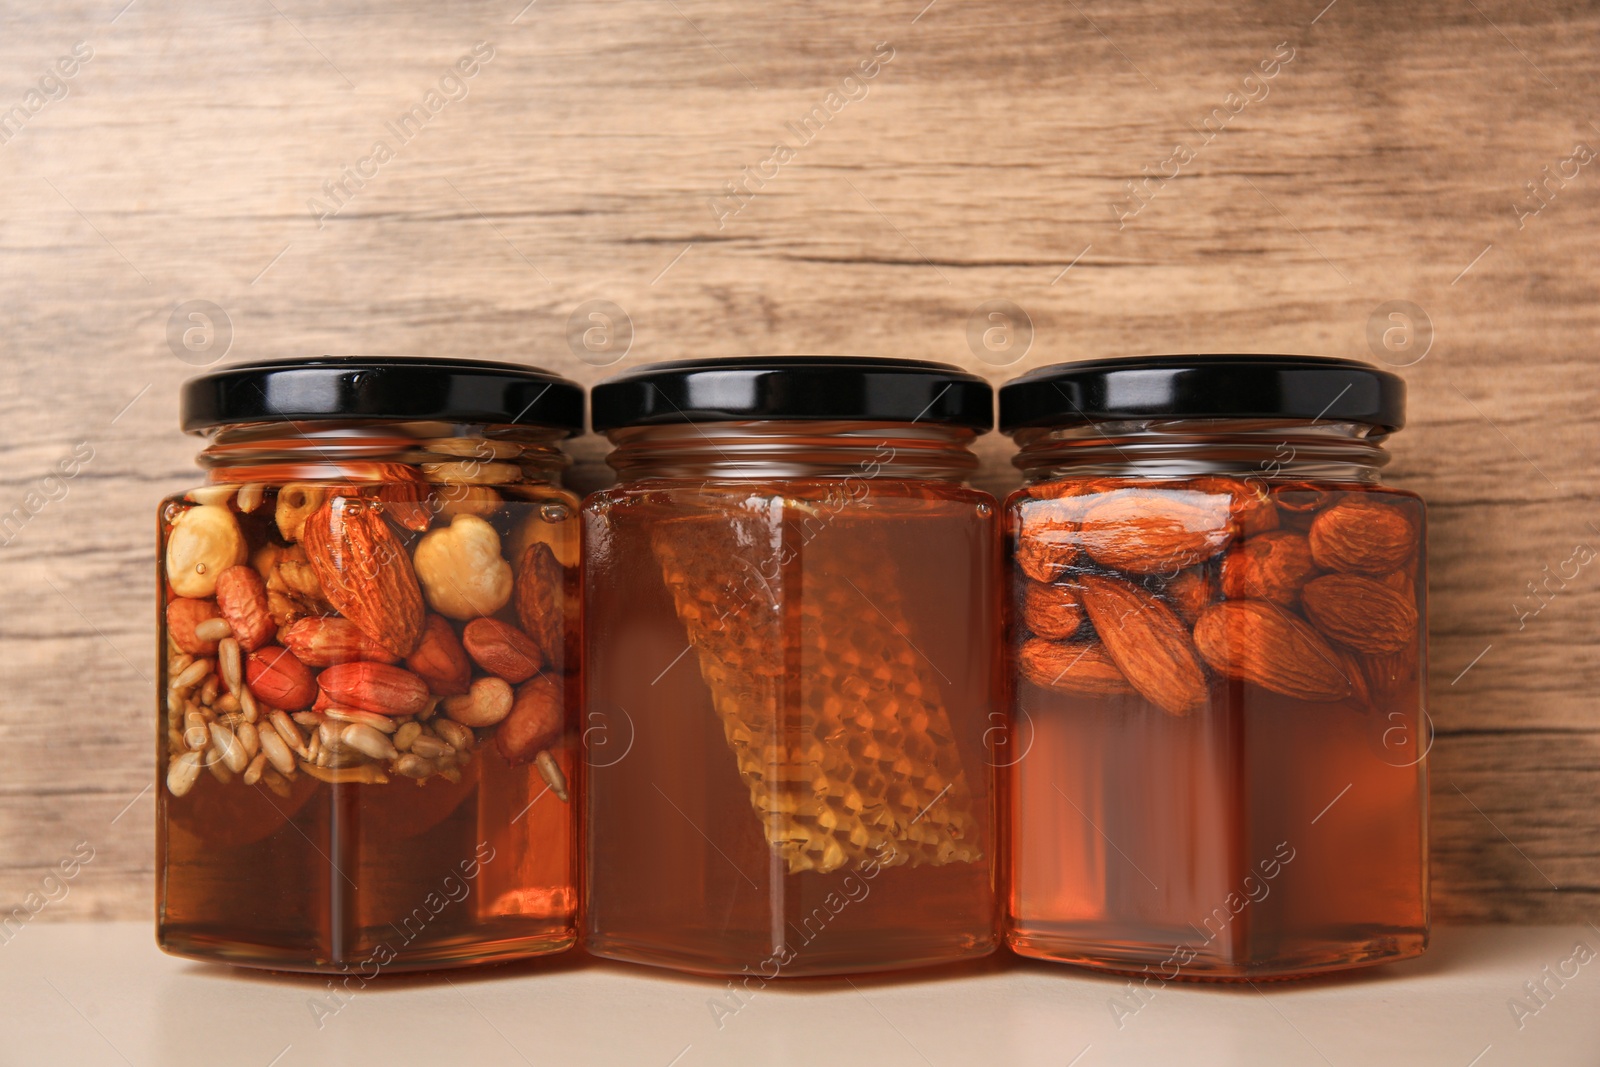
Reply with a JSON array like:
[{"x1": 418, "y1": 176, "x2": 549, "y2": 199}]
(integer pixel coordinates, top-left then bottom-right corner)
[
  {"x1": 1012, "y1": 419, "x2": 1391, "y2": 483},
  {"x1": 194, "y1": 419, "x2": 569, "y2": 485},
  {"x1": 605, "y1": 421, "x2": 981, "y2": 482}
]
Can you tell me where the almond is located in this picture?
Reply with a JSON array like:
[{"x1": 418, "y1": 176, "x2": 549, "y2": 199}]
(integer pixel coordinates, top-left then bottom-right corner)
[
  {"x1": 1077, "y1": 489, "x2": 1235, "y2": 575},
  {"x1": 317, "y1": 661, "x2": 432, "y2": 717},
  {"x1": 1308, "y1": 496, "x2": 1419, "y2": 575},
  {"x1": 1364, "y1": 645, "x2": 1419, "y2": 702},
  {"x1": 214, "y1": 565, "x2": 275, "y2": 651},
  {"x1": 1164, "y1": 568, "x2": 1214, "y2": 624},
  {"x1": 1078, "y1": 574, "x2": 1208, "y2": 716},
  {"x1": 1021, "y1": 581, "x2": 1084, "y2": 640},
  {"x1": 301, "y1": 496, "x2": 426, "y2": 657},
  {"x1": 167, "y1": 597, "x2": 223, "y2": 655},
  {"x1": 1017, "y1": 637, "x2": 1134, "y2": 696},
  {"x1": 405, "y1": 614, "x2": 473, "y2": 696},
  {"x1": 1220, "y1": 531, "x2": 1317, "y2": 606},
  {"x1": 496, "y1": 675, "x2": 565, "y2": 764},
  {"x1": 1015, "y1": 499, "x2": 1080, "y2": 583},
  {"x1": 245, "y1": 646, "x2": 317, "y2": 710},
  {"x1": 280, "y1": 616, "x2": 402, "y2": 667},
  {"x1": 462, "y1": 617, "x2": 543, "y2": 683},
  {"x1": 1192, "y1": 476, "x2": 1280, "y2": 537},
  {"x1": 514, "y1": 542, "x2": 573, "y2": 673},
  {"x1": 1300, "y1": 573, "x2": 1418, "y2": 654},
  {"x1": 1193, "y1": 601, "x2": 1361, "y2": 703}
]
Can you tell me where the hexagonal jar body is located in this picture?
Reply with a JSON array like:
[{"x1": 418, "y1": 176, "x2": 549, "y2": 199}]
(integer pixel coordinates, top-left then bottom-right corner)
[
  {"x1": 157, "y1": 358, "x2": 582, "y2": 972},
  {"x1": 1000, "y1": 355, "x2": 1429, "y2": 980},
  {"x1": 583, "y1": 357, "x2": 1001, "y2": 976}
]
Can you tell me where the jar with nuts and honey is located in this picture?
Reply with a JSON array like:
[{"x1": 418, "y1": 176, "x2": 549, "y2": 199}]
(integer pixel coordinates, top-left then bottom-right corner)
[
  {"x1": 583, "y1": 357, "x2": 1000, "y2": 975},
  {"x1": 999, "y1": 355, "x2": 1428, "y2": 980},
  {"x1": 158, "y1": 358, "x2": 583, "y2": 972}
]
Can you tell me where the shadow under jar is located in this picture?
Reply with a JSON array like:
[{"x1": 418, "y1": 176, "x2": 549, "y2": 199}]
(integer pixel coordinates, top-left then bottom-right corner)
[
  {"x1": 158, "y1": 358, "x2": 583, "y2": 972},
  {"x1": 583, "y1": 357, "x2": 1001, "y2": 976},
  {"x1": 999, "y1": 355, "x2": 1428, "y2": 980}
]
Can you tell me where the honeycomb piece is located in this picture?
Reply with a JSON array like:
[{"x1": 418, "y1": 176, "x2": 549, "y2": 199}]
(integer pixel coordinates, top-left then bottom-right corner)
[{"x1": 651, "y1": 500, "x2": 982, "y2": 875}]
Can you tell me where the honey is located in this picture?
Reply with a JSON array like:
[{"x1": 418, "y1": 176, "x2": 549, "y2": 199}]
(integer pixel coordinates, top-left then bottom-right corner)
[
  {"x1": 1000, "y1": 356, "x2": 1429, "y2": 979},
  {"x1": 583, "y1": 358, "x2": 1001, "y2": 975},
  {"x1": 157, "y1": 358, "x2": 583, "y2": 972}
]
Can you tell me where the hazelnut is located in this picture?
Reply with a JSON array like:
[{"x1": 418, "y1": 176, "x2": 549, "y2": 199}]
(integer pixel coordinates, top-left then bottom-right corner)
[{"x1": 411, "y1": 514, "x2": 513, "y2": 620}]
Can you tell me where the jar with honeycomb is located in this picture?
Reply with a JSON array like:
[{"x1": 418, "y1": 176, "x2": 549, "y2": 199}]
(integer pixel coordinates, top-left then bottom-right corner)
[
  {"x1": 158, "y1": 357, "x2": 582, "y2": 972},
  {"x1": 1000, "y1": 355, "x2": 1428, "y2": 980},
  {"x1": 584, "y1": 357, "x2": 1000, "y2": 976}
]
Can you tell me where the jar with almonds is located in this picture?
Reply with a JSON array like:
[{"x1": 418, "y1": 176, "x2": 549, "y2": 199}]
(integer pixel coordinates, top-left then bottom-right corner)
[
  {"x1": 584, "y1": 358, "x2": 1000, "y2": 975},
  {"x1": 157, "y1": 358, "x2": 583, "y2": 972},
  {"x1": 999, "y1": 355, "x2": 1428, "y2": 979}
]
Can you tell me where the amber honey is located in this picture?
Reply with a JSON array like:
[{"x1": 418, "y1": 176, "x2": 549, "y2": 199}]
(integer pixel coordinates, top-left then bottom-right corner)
[
  {"x1": 583, "y1": 358, "x2": 1001, "y2": 976},
  {"x1": 1000, "y1": 356, "x2": 1429, "y2": 980},
  {"x1": 159, "y1": 359, "x2": 583, "y2": 972}
]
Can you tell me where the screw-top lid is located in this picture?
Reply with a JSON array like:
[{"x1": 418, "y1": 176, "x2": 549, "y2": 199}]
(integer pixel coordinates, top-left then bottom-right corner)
[
  {"x1": 589, "y1": 356, "x2": 994, "y2": 433},
  {"x1": 999, "y1": 355, "x2": 1405, "y2": 434},
  {"x1": 179, "y1": 357, "x2": 585, "y2": 435}
]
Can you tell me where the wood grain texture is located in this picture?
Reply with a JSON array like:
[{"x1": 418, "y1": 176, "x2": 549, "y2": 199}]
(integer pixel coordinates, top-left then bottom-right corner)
[{"x1": 0, "y1": 0, "x2": 1595, "y2": 924}]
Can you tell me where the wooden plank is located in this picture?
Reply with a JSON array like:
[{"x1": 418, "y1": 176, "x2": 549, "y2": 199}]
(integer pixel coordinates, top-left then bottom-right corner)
[{"x1": 0, "y1": 0, "x2": 1596, "y2": 924}]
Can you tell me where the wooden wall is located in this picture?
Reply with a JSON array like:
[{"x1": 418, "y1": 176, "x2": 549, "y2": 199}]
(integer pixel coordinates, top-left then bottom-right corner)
[{"x1": 1, "y1": 0, "x2": 1595, "y2": 923}]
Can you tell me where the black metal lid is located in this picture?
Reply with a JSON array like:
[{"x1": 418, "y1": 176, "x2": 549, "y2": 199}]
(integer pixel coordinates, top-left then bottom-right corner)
[
  {"x1": 999, "y1": 355, "x2": 1405, "y2": 434},
  {"x1": 179, "y1": 357, "x2": 585, "y2": 435},
  {"x1": 590, "y1": 356, "x2": 994, "y2": 433}
]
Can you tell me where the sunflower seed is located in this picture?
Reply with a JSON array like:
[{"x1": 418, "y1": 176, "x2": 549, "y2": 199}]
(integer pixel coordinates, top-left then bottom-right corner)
[
  {"x1": 393, "y1": 722, "x2": 422, "y2": 752},
  {"x1": 194, "y1": 618, "x2": 232, "y2": 643},
  {"x1": 218, "y1": 638, "x2": 242, "y2": 693},
  {"x1": 167, "y1": 752, "x2": 203, "y2": 797},
  {"x1": 536, "y1": 750, "x2": 569, "y2": 802},
  {"x1": 258, "y1": 724, "x2": 297, "y2": 775},
  {"x1": 239, "y1": 686, "x2": 260, "y2": 723},
  {"x1": 341, "y1": 723, "x2": 399, "y2": 761},
  {"x1": 434, "y1": 719, "x2": 474, "y2": 753},
  {"x1": 236, "y1": 483, "x2": 266, "y2": 513},
  {"x1": 237, "y1": 721, "x2": 260, "y2": 760},
  {"x1": 209, "y1": 722, "x2": 248, "y2": 774},
  {"x1": 409, "y1": 735, "x2": 453, "y2": 760},
  {"x1": 322, "y1": 706, "x2": 398, "y2": 734},
  {"x1": 270, "y1": 710, "x2": 309, "y2": 757},
  {"x1": 184, "y1": 711, "x2": 210, "y2": 751},
  {"x1": 394, "y1": 754, "x2": 435, "y2": 779},
  {"x1": 171, "y1": 658, "x2": 212, "y2": 692},
  {"x1": 243, "y1": 751, "x2": 268, "y2": 786}
]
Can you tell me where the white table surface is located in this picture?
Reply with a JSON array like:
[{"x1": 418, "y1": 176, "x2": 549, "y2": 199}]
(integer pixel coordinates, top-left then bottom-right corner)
[{"x1": 1, "y1": 924, "x2": 1596, "y2": 1066}]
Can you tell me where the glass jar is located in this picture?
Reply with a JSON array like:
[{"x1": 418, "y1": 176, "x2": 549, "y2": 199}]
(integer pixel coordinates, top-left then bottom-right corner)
[
  {"x1": 157, "y1": 357, "x2": 584, "y2": 972},
  {"x1": 583, "y1": 357, "x2": 1000, "y2": 976},
  {"x1": 999, "y1": 355, "x2": 1428, "y2": 980}
]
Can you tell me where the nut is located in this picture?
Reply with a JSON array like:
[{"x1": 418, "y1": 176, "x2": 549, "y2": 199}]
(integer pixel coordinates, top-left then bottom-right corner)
[
  {"x1": 280, "y1": 616, "x2": 403, "y2": 667},
  {"x1": 1077, "y1": 489, "x2": 1235, "y2": 575},
  {"x1": 1308, "y1": 497, "x2": 1419, "y2": 575},
  {"x1": 1018, "y1": 637, "x2": 1134, "y2": 696},
  {"x1": 275, "y1": 484, "x2": 327, "y2": 542},
  {"x1": 1015, "y1": 499, "x2": 1079, "y2": 583},
  {"x1": 509, "y1": 506, "x2": 579, "y2": 570},
  {"x1": 301, "y1": 496, "x2": 426, "y2": 656},
  {"x1": 1164, "y1": 568, "x2": 1214, "y2": 624},
  {"x1": 167, "y1": 598, "x2": 224, "y2": 655},
  {"x1": 443, "y1": 676, "x2": 514, "y2": 728},
  {"x1": 405, "y1": 614, "x2": 473, "y2": 696},
  {"x1": 1300, "y1": 573, "x2": 1418, "y2": 654},
  {"x1": 1193, "y1": 600, "x2": 1361, "y2": 702},
  {"x1": 1220, "y1": 531, "x2": 1318, "y2": 607},
  {"x1": 513, "y1": 543, "x2": 571, "y2": 672},
  {"x1": 317, "y1": 662, "x2": 432, "y2": 717},
  {"x1": 1192, "y1": 476, "x2": 1280, "y2": 537},
  {"x1": 462, "y1": 617, "x2": 544, "y2": 683},
  {"x1": 166, "y1": 504, "x2": 248, "y2": 598},
  {"x1": 166, "y1": 752, "x2": 204, "y2": 797},
  {"x1": 412, "y1": 514, "x2": 513, "y2": 620},
  {"x1": 436, "y1": 486, "x2": 502, "y2": 521},
  {"x1": 1020, "y1": 581, "x2": 1083, "y2": 640},
  {"x1": 1078, "y1": 574, "x2": 1208, "y2": 716},
  {"x1": 496, "y1": 675, "x2": 564, "y2": 764},
  {"x1": 244, "y1": 646, "x2": 318, "y2": 710},
  {"x1": 214, "y1": 565, "x2": 275, "y2": 651}
]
